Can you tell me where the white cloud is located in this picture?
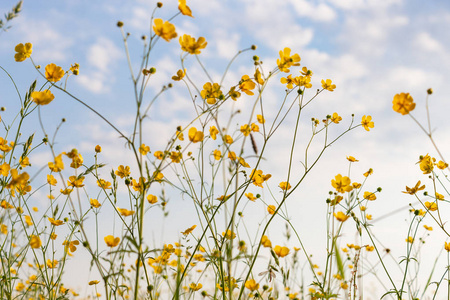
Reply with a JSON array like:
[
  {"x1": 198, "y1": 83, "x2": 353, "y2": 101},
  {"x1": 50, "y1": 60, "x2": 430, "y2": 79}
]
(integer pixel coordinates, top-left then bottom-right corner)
[
  {"x1": 414, "y1": 32, "x2": 445, "y2": 53},
  {"x1": 289, "y1": 0, "x2": 337, "y2": 22},
  {"x1": 77, "y1": 37, "x2": 122, "y2": 94}
]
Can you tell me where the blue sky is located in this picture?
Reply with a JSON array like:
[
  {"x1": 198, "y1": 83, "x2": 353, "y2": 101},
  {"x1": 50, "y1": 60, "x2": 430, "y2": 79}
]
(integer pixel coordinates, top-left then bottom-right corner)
[{"x1": 2, "y1": 0, "x2": 450, "y2": 297}]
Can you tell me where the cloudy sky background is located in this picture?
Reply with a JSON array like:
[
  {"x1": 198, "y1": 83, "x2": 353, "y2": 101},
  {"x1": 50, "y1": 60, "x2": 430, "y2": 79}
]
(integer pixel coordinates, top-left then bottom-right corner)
[{"x1": 2, "y1": 0, "x2": 450, "y2": 298}]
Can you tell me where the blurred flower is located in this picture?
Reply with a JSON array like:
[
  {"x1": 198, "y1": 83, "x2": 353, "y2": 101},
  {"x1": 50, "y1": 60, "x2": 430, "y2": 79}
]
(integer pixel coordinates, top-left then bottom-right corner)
[
  {"x1": 188, "y1": 127, "x2": 204, "y2": 143},
  {"x1": 273, "y1": 245, "x2": 290, "y2": 257},
  {"x1": 31, "y1": 90, "x2": 54, "y2": 105},
  {"x1": 393, "y1": 93, "x2": 415, "y2": 115},
  {"x1": 321, "y1": 79, "x2": 336, "y2": 91},
  {"x1": 178, "y1": 0, "x2": 193, "y2": 17},
  {"x1": 334, "y1": 211, "x2": 349, "y2": 222},
  {"x1": 179, "y1": 34, "x2": 207, "y2": 54},
  {"x1": 104, "y1": 235, "x2": 120, "y2": 247},
  {"x1": 245, "y1": 279, "x2": 259, "y2": 291},
  {"x1": 153, "y1": 19, "x2": 177, "y2": 42}
]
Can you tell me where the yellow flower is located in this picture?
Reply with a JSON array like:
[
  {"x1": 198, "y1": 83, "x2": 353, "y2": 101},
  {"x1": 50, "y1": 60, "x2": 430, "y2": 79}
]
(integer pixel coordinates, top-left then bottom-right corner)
[
  {"x1": 406, "y1": 236, "x2": 414, "y2": 243},
  {"x1": 331, "y1": 174, "x2": 353, "y2": 193},
  {"x1": 425, "y1": 201, "x2": 437, "y2": 211},
  {"x1": 97, "y1": 179, "x2": 111, "y2": 189},
  {"x1": 273, "y1": 245, "x2": 290, "y2": 257},
  {"x1": 188, "y1": 127, "x2": 204, "y2": 143},
  {"x1": 209, "y1": 126, "x2": 219, "y2": 140},
  {"x1": 170, "y1": 151, "x2": 182, "y2": 163},
  {"x1": 182, "y1": 225, "x2": 196, "y2": 236},
  {"x1": 238, "y1": 157, "x2": 250, "y2": 168},
  {"x1": 153, "y1": 19, "x2": 177, "y2": 42},
  {"x1": 24, "y1": 215, "x2": 33, "y2": 226},
  {"x1": 63, "y1": 239, "x2": 79, "y2": 253},
  {"x1": 48, "y1": 153, "x2": 64, "y2": 172},
  {"x1": 363, "y1": 191, "x2": 376, "y2": 201},
  {"x1": 363, "y1": 168, "x2": 373, "y2": 177},
  {"x1": 228, "y1": 151, "x2": 237, "y2": 160},
  {"x1": 281, "y1": 74, "x2": 295, "y2": 89},
  {"x1": 172, "y1": 69, "x2": 186, "y2": 81},
  {"x1": 250, "y1": 169, "x2": 271, "y2": 187},
  {"x1": 104, "y1": 235, "x2": 120, "y2": 247},
  {"x1": 0, "y1": 163, "x2": 10, "y2": 176},
  {"x1": 279, "y1": 181, "x2": 291, "y2": 190},
  {"x1": 321, "y1": 79, "x2": 336, "y2": 91},
  {"x1": 200, "y1": 82, "x2": 223, "y2": 104},
  {"x1": 277, "y1": 47, "x2": 301, "y2": 73},
  {"x1": 437, "y1": 160, "x2": 448, "y2": 170},
  {"x1": 240, "y1": 124, "x2": 251, "y2": 136},
  {"x1": 115, "y1": 165, "x2": 130, "y2": 178},
  {"x1": 31, "y1": 90, "x2": 55, "y2": 105},
  {"x1": 229, "y1": 86, "x2": 241, "y2": 100},
  {"x1": 14, "y1": 43, "x2": 32, "y2": 62},
  {"x1": 147, "y1": 194, "x2": 158, "y2": 204},
  {"x1": 67, "y1": 175, "x2": 85, "y2": 188},
  {"x1": 361, "y1": 115, "x2": 374, "y2": 131},
  {"x1": 70, "y1": 63, "x2": 80, "y2": 75},
  {"x1": 239, "y1": 75, "x2": 256, "y2": 96},
  {"x1": 117, "y1": 207, "x2": 135, "y2": 217},
  {"x1": 222, "y1": 229, "x2": 236, "y2": 240},
  {"x1": 424, "y1": 225, "x2": 433, "y2": 231},
  {"x1": 45, "y1": 63, "x2": 65, "y2": 82},
  {"x1": 445, "y1": 242, "x2": 450, "y2": 252},
  {"x1": 179, "y1": 34, "x2": 207, "y2": 54},
  {"x1": 153, "y1": 171, "x2": 164, "y2": 181},
  {"x1": 254, "y1": 68, "x2": 264, "y2": 84},
  {"x1": 47, "y1": 174, "x2": 57, "y2": 186},
  {"x1": 294, "y1": 75, "x2": 312, "y2": 88},
  {"x1": 48, "y1": 217, "x2": 64, "y2": 226},
  {"x1": 257, "y1": 114, "x2": 265, "y2": 124},
  {"x1": 346, "y1": 156, "x2": 358, "y2": 162},
  {"x1": 267, "y1": 205, "x2": 276, "y2": 215},
  {"x1": 154, "y1": 151, "x2": 164, "y2": 159},
  {"x1": 178, "y1": 0, "x2": 193, "y2": 17},
  {"x1": 213, "y1": 149, "x2": 221, "y2": 160},
  {"x1": 139, "y1": 144, "x2": 150, "y2": 155},
  {"x1": 90, "y1": 198, "x2": 101, "y2": 208},
  {"x1": 46, "y1": 259, "x2": 58, "y2": 268},
  {"x1": 245, "y1": 193, "x2": 256, "y2": 201},
  {"x1": 419, "y1": 154, "x2": 435, "y2": 174},
  {"x1": 189, "y1": 283, "x2": 202, "y2": 291},
  {"x1": 1, "y1": 224, "x2": 7, "y2": 234},
  {"x1": 331, "y1": 112, "x2": 342, "y2": 124},
  {"x1": 223, "y1": 135, "x2": 233, "y2": 144},
  {"x1": 29, "y1": 235, "x2": 42, "y2": 248},
  {"x1": 89, "y1": 280, "x2": 100, "y2": 285},
  {"x1": 261, "y1": 235, "x2": 272, "y2": 247},
  {"x1": 393, "y1": 93, "x2": 416, "y2": 115},
  {"x1": 333, "y1": 211, "x2": 349, "y2": 222},
  {"x1": 245, "y1": 279, "x2": 259, "y2": 291}
]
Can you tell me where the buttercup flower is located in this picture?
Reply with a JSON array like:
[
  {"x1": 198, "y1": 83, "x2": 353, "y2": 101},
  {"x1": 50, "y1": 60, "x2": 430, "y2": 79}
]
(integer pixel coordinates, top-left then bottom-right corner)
[
  {"x1": 115, "y1": 165, "x2": 130, "y2": 178},
  {"x1": 361, "y1": 115, "x2": 374, "y2": 131},
  {"x1": 402, "y1": 181, "x2": 425, "y2": 195},
  {"x1": 393, "y1": 93, "x2": 415, "y2": 115},
  {"x1": 29, "y1": 235, "x2": 41, "y2": 248},
  {"x1": 200, "y1": 82, "x2": 223, "y2": 104},
  {"x1": 331, "y1": 112, "x2": 342, "y2": 124},
  {"x1": 419, "y1": 154, "x2": 435, "y2": 174},
  {"x1": 445, "y1": 242, "x2": 450, "y2": 252},
  {"x1": 104, "y1": 235, "x2": 120, "y2": 247},
  {"x1": 331, "y1": 174, "x2": 353, "y2": 193},
  {"x1": 321, "y1": 79, "x2": 336, "y2": 91},
  {"x1": 172, "y1": 69, "x2": 186, "y2": 81},
  {"x1": 279, "y1": 181, "x2": 291, "y2": 190},
  {"x1": 189, "y1": 283, "x2": 202, "y2": 291},
  {"x1": 273, "y1": 245, "x2": 290, "y2": 257},
  {"x1": 210, "y1": 126, "x2": 218, "y2": 140},
  {"x1": 267, "y1": 205, "x2": 276, "y2": 215},
  {"x1": 239, "y1": 75, "x2": 256, "y2": 95},
  {"x1": 31, "y1": 90, "x2": 55, "y2": 105},
  {"x1": 334, "y1": 211, "x2": 349, "y2": 222},
  {"x1": 245, "y1": 279, "x2": 259, "y2": 291},
  {"x1": 153, "y1": 19, "x2": 177, "y2": 42},
  {"x1": 188, "y1": 127, "x2": 204, "y2": 143},
  {"x1": 277, "y1": 47, "x2": 300, "y2": 73},
  {"x1": 363, "y1": 191, "x2": 376, "y2": 201},
  {"x1": 14, "y1": 43, "x2": 32, "y2": 62},
  {"x1": 45, "y1": 63, "x2": 65, "y2": 82},
  {"x1": 178, "y1": 0, "x2": 193, "y2": 17},
  {"x1": 261, "y1": 235, "x2": 272, "y2": 247},
  {"x1": 179, "y1": 34, "x2": 207, "y2": 54}
]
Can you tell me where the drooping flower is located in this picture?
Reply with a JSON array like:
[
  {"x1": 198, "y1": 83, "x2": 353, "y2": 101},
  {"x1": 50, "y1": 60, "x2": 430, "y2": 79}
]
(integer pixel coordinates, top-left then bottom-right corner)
[
  {"x1": 178, "y1": 0, "x2": 193, "y2": 17},
  {"x1": 14, "y1": 43, "x2": 32, "y2": 62},
  {"x1": 45, "y1": 63, "x2": 65, "y2": 82},
  {"x1": 153, "y1": 19, "x2": 177, "y2": 42},
  {"x1": 179, "y1": 34, "x2": 207, "y2": 54},
  {"x1": 31, "y1": 90, "x2": 55, "y2": 105},
  {"x1": 172, "y1": 69, "x2": 186, "y2": 81},
  {"x1": 392, "y1": 93, "x2": 415, "y2": 115}
]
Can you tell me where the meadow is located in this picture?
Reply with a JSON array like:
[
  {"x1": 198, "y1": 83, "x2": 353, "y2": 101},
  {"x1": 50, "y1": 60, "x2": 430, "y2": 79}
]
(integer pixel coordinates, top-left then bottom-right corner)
[{"x1": 1, "y1": 1, "x2": 450, "y2": 299}]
